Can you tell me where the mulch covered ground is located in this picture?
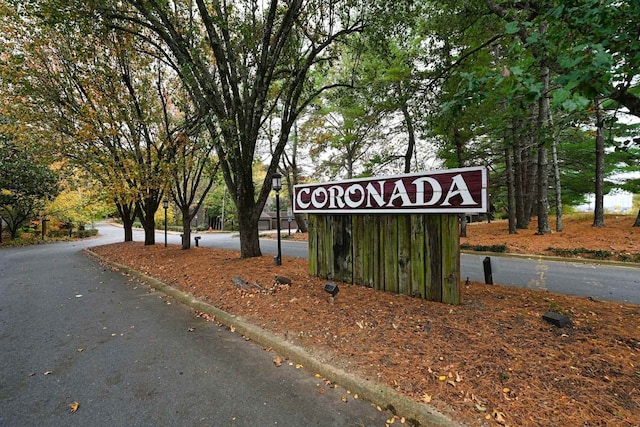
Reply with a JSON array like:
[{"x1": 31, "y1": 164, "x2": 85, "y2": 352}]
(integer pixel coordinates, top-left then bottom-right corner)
[{"x1": 91, "y1": 214, "x2": 640, "y2": 426}]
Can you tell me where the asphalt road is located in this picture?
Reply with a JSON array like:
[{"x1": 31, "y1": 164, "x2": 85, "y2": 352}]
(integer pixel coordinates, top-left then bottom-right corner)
[
  {"x1": 147, "y1": 224, "x2": 640, "y2": 305},
  {"x1": 0, "y1": 232, "x2": 391, "y2": 426}
]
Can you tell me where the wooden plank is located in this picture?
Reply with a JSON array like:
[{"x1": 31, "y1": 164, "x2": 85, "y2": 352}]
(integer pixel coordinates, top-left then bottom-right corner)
[
  {"x1": 308, "y1": 214, "x2": 317, "y2": 276},
  {"x1": 352, "y1": 215, "x2": 363, "y2": 285},
  {"x1": 326, "y1": 215, "x2": 335, "y2": 280},
  {"x1": 397, "y1": 214, "x2": 411, "y2": 296},
  {"x1": 373, "y1": 215, "x2": 384, "y2": 291},
  {"x1": 332, "y1": 215, "x2": 353, "y2": 283},
  {"x1": 410, "y1": 215, "x2": 426, "y2": 298},
  {"x1": 384, "y1": 215, "x2": 399, "y2": 293},
  {"x1": 316, "y1": 215, "x2": 327, "y2": 279},
  {"x1": 425, "y1": 215, "x2": 442, "y2": 302},
  {"x1": 441, "y1": 214, "x2": 460, "y2": 305},
  {"x1": 365, "y1": 215, "x2": 377, "y2": 288}
]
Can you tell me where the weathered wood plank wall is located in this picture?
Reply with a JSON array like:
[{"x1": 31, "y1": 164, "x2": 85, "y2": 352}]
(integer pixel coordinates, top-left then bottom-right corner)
[{"x1": 307, "y1": 213, "x2": 460, "y2": 304}]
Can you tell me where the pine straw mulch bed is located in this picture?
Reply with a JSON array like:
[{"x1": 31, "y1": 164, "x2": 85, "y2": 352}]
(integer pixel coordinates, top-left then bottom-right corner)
[{"x1": 90, "y1": 241, "x2": 639, "y2": 427}]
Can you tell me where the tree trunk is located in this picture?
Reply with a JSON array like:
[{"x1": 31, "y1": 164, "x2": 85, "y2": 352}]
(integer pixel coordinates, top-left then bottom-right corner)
[
  {"x1": 552, "y1": 136, "x2": 563, "y2": 232},
  {"x1": 401, "y1": 100, "x2": 416, "y2": 174},
  {"x1": 593, "y1": 98, "x2": 606, "y2": 227},
  {"x1": 115, "y1": 200, "x2": 135, "y2": 242},
  {"x1": 136, "y1": 198, "x2": 158, "y2": 246},
  {"x1": 283, "y1": 123, "x2": 308, "y2": 234},
  {"x1": 238, "y1": 209, "x2": 261, "y2": 258},
  {"x1": 633, "y1": 209, "x2": 640, "y2": 227},
  {"x1": 452, "y1": 124, "x2": 468, "y2": 238},
  {"x1": 505, "y1": 146, "x2": 517, "y2": 234},
  {"x1": 513, "y1": 122, "x2": 529, "y2": 229},
  {"x1": 536, "y1": 54, "x2": 551, "y2": 235},
  {"x1": 524, "y1": 133, "x2": 538, "y2": 225},
  {"x1": 181, "y1": 211, "x2": 191, "y2": 249},
  {"x1": 459, "y1": 214, "x2": 467, "y2": 238},
  {"x1": 536, "y1": 144, "x2": 551, "y2": 235}
]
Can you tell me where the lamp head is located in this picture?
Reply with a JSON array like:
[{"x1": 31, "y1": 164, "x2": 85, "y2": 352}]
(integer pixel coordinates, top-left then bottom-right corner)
[
  {"x1": 324, "y1": 282, "x2": 339, "y2": 297},
  {"x1": 162, "y1": 200, "x2": 169, "y2": 209},
  {"x1": 272, "y1": 173, "x2": 282, "y2": 192}
]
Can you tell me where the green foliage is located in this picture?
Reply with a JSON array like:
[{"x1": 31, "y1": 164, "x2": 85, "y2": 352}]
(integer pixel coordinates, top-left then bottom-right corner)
[
  {"x1": 546, "y1": 247, "x2": 612, "y2": 260},
  {"x1": 460, "y1": 243, "x2": 507, "y2": 253},
  {"x1": 0, "y1": 139, "x2": 59, "y2": 238}
]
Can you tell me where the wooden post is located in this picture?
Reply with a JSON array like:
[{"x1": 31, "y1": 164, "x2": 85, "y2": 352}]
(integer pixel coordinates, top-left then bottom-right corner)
[
  {"x1": 441, "y1": 214, "x2": 460, "y2": 304},
  {"x1": 410, "y1": 214, "x2": 427, "y2": 299},
  {"x1": 308, "y1": 215, "x2": 317, "y2": 276},
  {"x1": 397, "y1": 214, "x2": 411, "y2": 295},
  {"x1": 383, "y1": 215, "x2": 398, "y2": 293}
]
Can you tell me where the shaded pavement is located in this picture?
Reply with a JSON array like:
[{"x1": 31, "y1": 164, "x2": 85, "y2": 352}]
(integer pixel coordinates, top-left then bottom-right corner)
[{"x1": 0, "y1": 234, "x2": 396, "y2": 426}]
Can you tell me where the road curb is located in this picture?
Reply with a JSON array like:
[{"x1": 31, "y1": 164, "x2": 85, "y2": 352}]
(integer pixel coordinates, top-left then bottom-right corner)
[
  {"x1": 461, "y1": 249, "x2": 640, "y2": 268},
  {"x1": 84, "y1": 248, "x2": 461, "y2": 427}
]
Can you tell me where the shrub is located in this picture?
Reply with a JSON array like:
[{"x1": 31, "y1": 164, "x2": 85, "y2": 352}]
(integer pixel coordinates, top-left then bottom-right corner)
[
  {"x1": 73, "y1": 229, "x2": 98, "y2": 238},
  {"x1": 460, "y1": 243, "x2": 507, "y2": 253}
]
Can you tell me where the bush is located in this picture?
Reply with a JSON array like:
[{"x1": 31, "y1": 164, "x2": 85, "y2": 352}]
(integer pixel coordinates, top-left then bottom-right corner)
[
  {"x1": 460, "y1": 243, "x2": 507, "y2": 253},
  {"x1": 546, "y1": 247, "x2": 612, "y2": 259},
  {"x1": 73, "y1": 229, "x2": 98, "y2": 238}
]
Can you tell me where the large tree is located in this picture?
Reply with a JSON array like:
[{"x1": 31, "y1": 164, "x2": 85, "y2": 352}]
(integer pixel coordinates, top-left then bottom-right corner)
[
  {"x1": 1, "y1": 4, "x2": 186, "y2": 244},
  {"x1": 92, "y1": 0, "x2": 365, "y2": 258}
]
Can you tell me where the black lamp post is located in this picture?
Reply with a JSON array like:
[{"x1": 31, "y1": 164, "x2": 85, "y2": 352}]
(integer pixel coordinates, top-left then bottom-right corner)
[
  {"x1": 163, "y1": 199, "x2": 169, "y2": 247},
  {"x1": 272, "y1": 173, "x2": 282, "y2": 266}
]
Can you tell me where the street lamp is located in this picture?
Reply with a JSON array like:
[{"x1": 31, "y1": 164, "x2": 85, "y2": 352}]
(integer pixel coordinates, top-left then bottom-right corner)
[
  {"x1": 272, "y1": 173, "x2": 282, "y2": 266},
  {"x1": 163, "y1": 199, "x2": 169, "y2": 247}
]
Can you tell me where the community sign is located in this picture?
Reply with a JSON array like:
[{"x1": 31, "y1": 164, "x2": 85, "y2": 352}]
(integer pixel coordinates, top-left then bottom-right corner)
[{"x1": 293, "y1": 166, "x2": 488, "y2": 214}]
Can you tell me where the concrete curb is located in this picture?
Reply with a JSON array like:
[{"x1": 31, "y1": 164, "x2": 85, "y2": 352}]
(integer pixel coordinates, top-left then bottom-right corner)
[
  {"x1": 461, "y1": 249, "x2": 640, "y2": 268},
  {"x1": 84, "y1": 248, "x2": 461, "y2": 427}
]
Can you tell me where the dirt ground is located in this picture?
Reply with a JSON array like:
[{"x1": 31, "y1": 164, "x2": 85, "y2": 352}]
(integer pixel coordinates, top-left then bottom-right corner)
[{"x1": 91, "y1": 214, "x2": 640, "y2": 427}]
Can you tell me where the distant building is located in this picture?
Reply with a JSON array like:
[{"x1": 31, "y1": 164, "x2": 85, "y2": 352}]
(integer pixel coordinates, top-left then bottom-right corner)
[{"x1": 575, "y1": 190, "x2": 634, "y2": 213}]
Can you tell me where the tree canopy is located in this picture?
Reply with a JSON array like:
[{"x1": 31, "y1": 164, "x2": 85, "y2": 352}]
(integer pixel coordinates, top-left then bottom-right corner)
[{"x1": 1, "y1": 0, "x2": 638, "y2": 248}]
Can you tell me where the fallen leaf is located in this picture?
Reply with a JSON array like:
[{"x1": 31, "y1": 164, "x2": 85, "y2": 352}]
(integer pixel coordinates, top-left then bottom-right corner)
[
  {"x1": 230, "y1": 325, "x2": 236, "y2": 333},
  {"x1": 341, "y1": 396, "x2": 348, "y2": 403},
  {"x1": 28, "y1": 372, "x2": 36, "y2": 377},
  {"x1": 295, "y1": 364, "x2": 303, "y2": 369},
  {"x1": 492, "y1": 409, "x2": 507, "y2": 425},
  {"x1": 314, "y1": 373, "x2": 321, "y2": 378},
  {"x1": 422, "y1": 393, "x2": 432, "y2": 403},
  {"x1": 354, "y1": 393, "x2": 359, "y2": 399},
  {"x1": 76, "y1": 348, "x2": 84, "y2": 353},
  {"x1": 438, "y1": 375, "x2": 447, "y2": 381},
  {"x1": 273, "y1": 356, "x2": 282, "y2": 367},
  {"x1": 475, "y1": 404, "x2": 486, "y2": 412},
  {"x1": 43, "y1": 371, "x2": 52, "y2": 375},
  {"x1": 318, "y1": 387, "x2": 325, "y2": 394},
  {"x1": 69, "y1": 401, "x2": 79, "y2": 414},
  {"x1": 386, "y1": 417, "x2": 395, "y2": 424},
  {"x1": 356, "y1": 320, "x2": 364, "y2": 329},
  {"x1": 455, "y1": 372, "x2": 462, "y2": 382},
  {"x1": 187, "y1": 327, "x2": 195, "y2": 332}
]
